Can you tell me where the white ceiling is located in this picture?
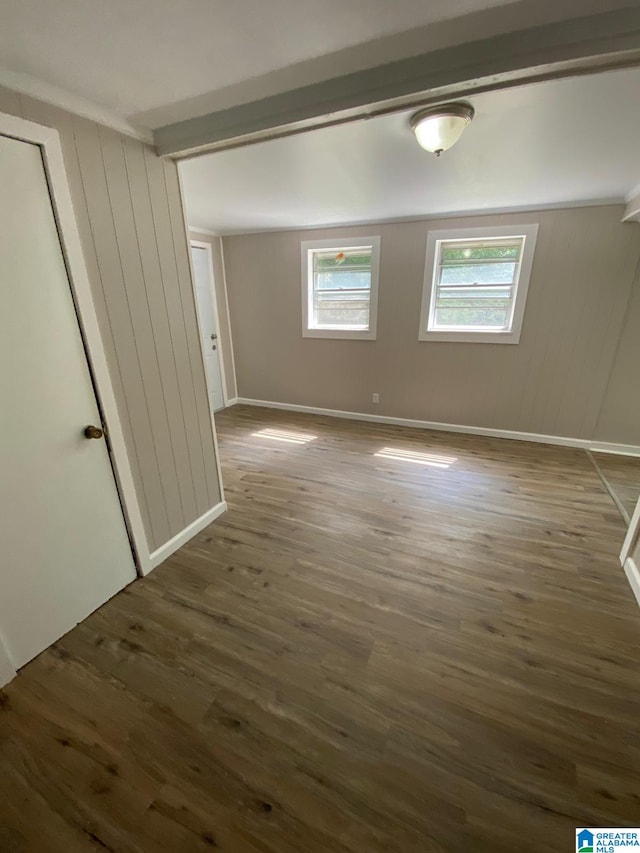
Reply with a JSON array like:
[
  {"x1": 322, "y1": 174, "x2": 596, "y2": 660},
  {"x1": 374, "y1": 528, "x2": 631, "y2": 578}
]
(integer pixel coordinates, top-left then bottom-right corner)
[
  {"x1": 180, "y1": 68, "x2": 640, "y2": 234},
  {"x1": 3, "y1": 0, "x2": 635, "y2": 134},
  {"x1": 1, "y1": 0, "x2": 514, "y2": 124}
]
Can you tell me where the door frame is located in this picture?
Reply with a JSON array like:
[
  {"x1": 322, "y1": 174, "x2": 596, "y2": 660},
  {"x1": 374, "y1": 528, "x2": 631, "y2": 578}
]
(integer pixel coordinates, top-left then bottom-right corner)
[
  {"x1": 190, "y1": 239, "x2": 229, "y2": 408},
  {"x1": 621, "y1": 496, "x2": 640, "y2": 566},
  {"x1": 0, "y1": 111, "x2": 151, "y2": 576},
  {"x1": 620, "y1": 495, "x2": 640, "y2": 607}
]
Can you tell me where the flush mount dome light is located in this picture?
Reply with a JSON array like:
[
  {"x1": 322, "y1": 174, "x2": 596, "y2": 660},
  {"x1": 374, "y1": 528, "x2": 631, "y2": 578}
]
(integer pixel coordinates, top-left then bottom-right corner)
[{"x1": 410, "y1": 103, "x2": 474, "y2": 156}]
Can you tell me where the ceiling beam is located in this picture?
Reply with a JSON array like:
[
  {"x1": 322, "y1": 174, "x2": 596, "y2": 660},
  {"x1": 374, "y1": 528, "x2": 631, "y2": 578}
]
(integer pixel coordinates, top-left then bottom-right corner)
[{"x1": 155, "y1": 6, "x2": 640, "y2": 159}]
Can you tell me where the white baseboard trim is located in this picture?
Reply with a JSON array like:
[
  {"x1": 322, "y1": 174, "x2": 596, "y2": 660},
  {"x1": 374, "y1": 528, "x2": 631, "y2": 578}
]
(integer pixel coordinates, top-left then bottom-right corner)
[
  {"x1": 225, "y1": 397, "x2": 239, "y2": 407},
  {"x1": 147, "y1": 501, "x2": 227, "y2": 572},
  {"x1": 622, "y1": 558, "x2": 640, "y2": 609},
  {"x1": 234, "y1": 398, "x2": 640, "y2": 455},
  {"x1": 590, "y1": 442, "x2": 640, "y2": 458},
  {"x1": 236, "y1": 397, "x2": 589, "y2": 448}
]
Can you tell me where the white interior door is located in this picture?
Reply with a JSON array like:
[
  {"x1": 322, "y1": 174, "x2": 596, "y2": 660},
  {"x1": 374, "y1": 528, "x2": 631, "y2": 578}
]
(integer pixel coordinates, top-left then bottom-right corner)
[
  {"x1": 191, "y1": 244, "x2": 225, "y2": 412},
  {"x1": 0, "y1": 133, "x2": 137, "y2": 677}
]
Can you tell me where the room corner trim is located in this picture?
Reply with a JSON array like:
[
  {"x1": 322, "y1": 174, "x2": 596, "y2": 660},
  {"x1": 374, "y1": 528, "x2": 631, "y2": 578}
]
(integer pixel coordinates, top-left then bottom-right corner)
[
  {"x1": 0, "y1": 633, "x2": 16, "y2": 689},
  {"x1": 148, "y1": 501, "x2": 227, "y2": 572},
  {"x1": 622, "y1": 558, "x2": 640, "y2": 609},
  {"x1": 225, "y1": 397, "x2": 239, "y2": 407}
]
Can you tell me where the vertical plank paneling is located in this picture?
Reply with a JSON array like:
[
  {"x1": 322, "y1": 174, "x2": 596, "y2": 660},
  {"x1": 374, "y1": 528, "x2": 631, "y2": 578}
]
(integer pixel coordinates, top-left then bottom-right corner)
[
  {"x1": 143, "y1": 148, "x2": 211, "y2": 516},
  {"x1": 164, "y1": 162, "x2": 221, "y2": 507},
  {"x1": 98, "y1": 126, "x2": 184, "y2": 533},
  {"x1": 71, "y1": 119, "x2": 171, "y2": 548},
  {"x1": 123, "y1": 137, "x2": 199, "y2": 525}
]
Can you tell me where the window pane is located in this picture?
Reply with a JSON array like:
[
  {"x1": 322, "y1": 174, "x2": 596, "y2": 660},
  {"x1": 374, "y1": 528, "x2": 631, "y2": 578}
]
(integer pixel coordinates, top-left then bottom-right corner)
[
  {"x1": 315, "y1": 249, "x2": 372, "y2": 271},
  {"x1": 313, "y1": 290, "x2": 370, "y2": 328},
  {"x1": 440, "y1": 261, "x2": 516, "y2": 285},
  {"x1": 441, "y1": 244, "x2": 520, "y2": 262},
  {"x1": 317, "y1": 270, "x2": 371, "y2": 290},
  {"x1": 434, "y1": 286, "x2": 511, "y2": 328},
  {"x1": 310, "y1": 246, "x2": 372, "y2": 329},
  {"x1": 315, "y1": 305, "x2": 370, "y2": 327},
  {"x1": 422, "y1": 230, "x2": 535, "y2": 340}
]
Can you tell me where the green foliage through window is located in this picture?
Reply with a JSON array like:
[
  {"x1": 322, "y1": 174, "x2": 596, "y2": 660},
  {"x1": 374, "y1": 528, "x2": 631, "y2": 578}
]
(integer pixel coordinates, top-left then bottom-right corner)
[{"x1": 432, "y1": 237, "x2": 523, "y2": 330}]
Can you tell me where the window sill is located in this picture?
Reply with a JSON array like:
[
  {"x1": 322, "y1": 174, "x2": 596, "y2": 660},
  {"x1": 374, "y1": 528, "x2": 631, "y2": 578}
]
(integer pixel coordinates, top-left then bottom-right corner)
[
  {"x1": 419, "y1": 329, "x2": 521, "y2": 344},
  {"x1": 303, "y1": 327, "x2": 377, "y2": 340}
]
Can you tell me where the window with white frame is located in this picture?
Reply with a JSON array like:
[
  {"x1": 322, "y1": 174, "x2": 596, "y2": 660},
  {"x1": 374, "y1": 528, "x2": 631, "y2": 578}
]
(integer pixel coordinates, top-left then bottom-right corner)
[
  {"x1": 301, "y1": 237, "x2": 380, "y2": 339},
  {"x1": 419, "y1": 224, "x2": 538, "y2": 344}
]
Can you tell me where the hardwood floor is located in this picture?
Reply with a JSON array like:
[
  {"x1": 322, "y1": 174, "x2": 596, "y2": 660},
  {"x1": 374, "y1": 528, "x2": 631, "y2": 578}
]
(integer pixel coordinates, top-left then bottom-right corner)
[{"x1": 1, "y1": 404, "x2": 639, "y2": 852}]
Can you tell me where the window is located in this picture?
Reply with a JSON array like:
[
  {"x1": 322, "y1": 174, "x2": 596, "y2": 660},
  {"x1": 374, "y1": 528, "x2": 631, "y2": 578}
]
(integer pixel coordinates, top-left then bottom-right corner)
[
  {"x1": 419, "y1": 224, "x2": 538, "y2": 344},
  {"x1": 301, "y1": 237, "x2": 380, "y2": 339}
]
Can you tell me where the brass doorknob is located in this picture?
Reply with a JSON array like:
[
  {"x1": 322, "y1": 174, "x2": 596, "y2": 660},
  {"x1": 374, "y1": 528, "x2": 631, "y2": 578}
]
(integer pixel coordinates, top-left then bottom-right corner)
[{"x1": 84, "y1": 425, "x2": 104, "y2": 440}]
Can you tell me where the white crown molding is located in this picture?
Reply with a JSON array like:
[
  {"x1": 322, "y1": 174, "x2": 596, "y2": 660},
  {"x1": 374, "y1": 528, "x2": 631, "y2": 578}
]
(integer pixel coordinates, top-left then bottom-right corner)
[
  {"x1": 188, "y1": 225, "x2": 221, "y2": 237},
  {"x1": 214, "y1": 198, "x2": 625, "y2": 237},
  {"x1": 0, "y1": 67, "x2": 153, "y2": 143}
]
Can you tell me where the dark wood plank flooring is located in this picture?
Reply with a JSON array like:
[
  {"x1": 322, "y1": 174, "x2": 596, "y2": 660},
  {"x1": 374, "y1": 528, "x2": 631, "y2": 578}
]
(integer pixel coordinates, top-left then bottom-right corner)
[{"x1": 1, "y1": 404, "x2": 639, "y2": 852}]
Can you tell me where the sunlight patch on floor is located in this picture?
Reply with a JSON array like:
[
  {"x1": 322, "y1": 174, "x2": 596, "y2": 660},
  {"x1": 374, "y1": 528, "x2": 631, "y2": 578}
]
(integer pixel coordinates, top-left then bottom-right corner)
[
  {"x1": 374, "y1": 446, "x2": 457, "y2": 468},
  {"x1": 251, "y1": 427, "x2": 317, "y2": 444}
]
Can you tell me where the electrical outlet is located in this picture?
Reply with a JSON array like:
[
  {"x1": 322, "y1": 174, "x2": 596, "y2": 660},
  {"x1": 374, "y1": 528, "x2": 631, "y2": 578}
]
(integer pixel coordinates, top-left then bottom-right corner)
[{"x1": 372, "y1": 393, "x2": 380, "y2": 404}]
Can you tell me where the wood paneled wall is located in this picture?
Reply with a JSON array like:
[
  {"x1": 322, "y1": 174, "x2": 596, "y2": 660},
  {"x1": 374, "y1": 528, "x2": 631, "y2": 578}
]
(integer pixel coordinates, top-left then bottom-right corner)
[
  {"x1": 222, "y1": 206, "x2": 640, "y2": 443},
  {"x1": 0, "y1": 86, "x2": 222, "y2": 553}
]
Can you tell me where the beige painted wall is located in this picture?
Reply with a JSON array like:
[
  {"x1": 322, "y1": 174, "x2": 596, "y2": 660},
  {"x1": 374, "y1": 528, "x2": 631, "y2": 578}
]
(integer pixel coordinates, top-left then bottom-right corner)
[
  {"x1": 0, "y1": 86, "x2": 222, "y2": 553},
  {"x1": 594, "y1": 258, "x2": 640, "y2": 445},
  {"x1": 189, "y1": 231, "x2": 238, "y2": 400},
  {"x1": 222, "y1": 206, "x2": 640, "y2": 442}
]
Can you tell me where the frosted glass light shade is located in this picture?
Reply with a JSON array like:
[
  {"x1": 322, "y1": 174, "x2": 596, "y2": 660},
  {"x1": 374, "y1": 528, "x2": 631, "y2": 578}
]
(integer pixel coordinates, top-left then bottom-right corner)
[{"x1": 411, "y1": 104, "x2": 474, "y2": 156}]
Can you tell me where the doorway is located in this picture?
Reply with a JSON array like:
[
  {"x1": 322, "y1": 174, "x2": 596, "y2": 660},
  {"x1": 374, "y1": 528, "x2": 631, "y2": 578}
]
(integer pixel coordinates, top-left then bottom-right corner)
[{"x1": 191, "y1": 240, "x2": 227, "y2": 412}]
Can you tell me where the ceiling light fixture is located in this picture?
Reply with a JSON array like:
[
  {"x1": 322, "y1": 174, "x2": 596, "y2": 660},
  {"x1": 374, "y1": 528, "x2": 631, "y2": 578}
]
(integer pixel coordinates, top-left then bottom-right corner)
[{"x1": 410, "y1": 103, "x2": 474, "y2": 156}]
